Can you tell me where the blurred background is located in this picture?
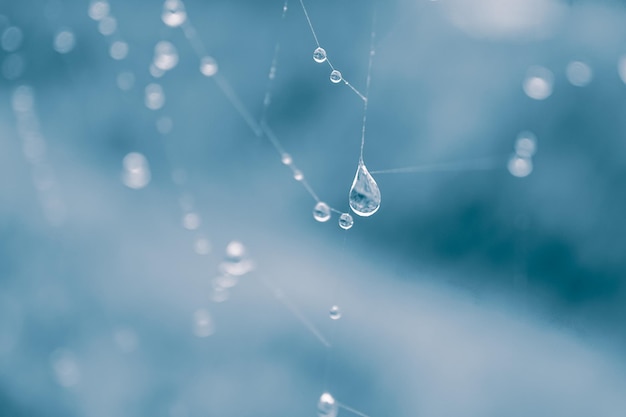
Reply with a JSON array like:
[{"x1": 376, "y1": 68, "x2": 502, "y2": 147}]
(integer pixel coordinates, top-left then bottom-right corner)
[{"x1": 2, "y1": 0, "x2": 626, "y2": 416}]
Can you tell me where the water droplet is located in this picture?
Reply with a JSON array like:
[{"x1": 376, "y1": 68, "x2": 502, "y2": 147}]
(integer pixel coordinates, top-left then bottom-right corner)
[
  {"x1": 349, "y1": 161, "x2": 381, "y2": 217},
  {"x1": 338, "y1": 213, "x2": 353, "y2": 230},
  {"x1": 98, "y1": 16, "x2": 117, "y2": 36},
  {"x1": 145, "y1": 83, "x2": 165, "y2": 110},
  {"x1": 508, "y1": 155, "x2": 533, "y2": 178},
  {"x1": 154, "y1": 41, "x2": 178, "y2": 71},
  {"x1": 317, "y1": 392, "x2": 338, "y2": 417},
  {"x1": 193, "y1": 309, "x2": 215, "y2": 337},
  {"x1": 566, "y1": 61, "x2": 592, "y2": 87},
  {"x1": 313, "y1": 202, "x2": 331, "y2": 222},
  {"x1": 122, "y1": 152, "x2": 150, "y2": 189},
  {"x1": 109, "y1": 40, "x2": 128, "y2": 60},
  {"x1": 523, "y1": 65, "x2": 553, "y2": 100},
  {"x1": 88, "y1": 1, "x2": 110, "y2": 21},
  {"x1": 329, "y1": 69, "x2": 342, "y2": 84},
  {"x1": 329, "y1": 305, "x2": 341, "y2": 320},
  {"x1": 313, "y1": 47, "x2": 327, "y2": 63},
  {"x1": 1, "y1": 26, "x2": 23, "y2": 52},
  {"x1": 182, "y1": 212, "x2": 201, "y2": 230},
  {"x1": 281, "y1": 153, "x2": 292, "y2": 165},
  {"x1": 162, "y1": 0, "x2": 187, "y2": 27},
  {"x1": 53, "y1": 29, "x2": 75, "y2": 54},
  {"x1": 220, "y1": 241, "x2": 254, "y2": 276},
  {"x1": 293, "y1": 170, "x2": 303, "y2": 181},
  {"x1": 514, "y1": 131, "x2": 537, "y2": 158},
  {"x1": 200, "y1": 56, "x2": 218, "y2": 77}
]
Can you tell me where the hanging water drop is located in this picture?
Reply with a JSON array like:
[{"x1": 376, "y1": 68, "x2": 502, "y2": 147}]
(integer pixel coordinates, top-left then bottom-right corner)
[
  {"x1": 162, "y1": 0, "x2": 187, "y2": 27},
  {"x1": 349, "y1": 161, "x2": 381, "y2": 217},
  {"x1": 313, "y1": 47, "x2": 327, "y2": 63},
  {"x1": 338, "y1": 213, "x2": 353, "y2": 230},
  {"x1": 313, "y1": 202, "x2": 331, "y2": 222},
  {"x1": 317, "y1": 392, "x2": 338, "y2": 417},
  {"x1": 329, "y1": 305, "x2": 341, "y2": 320},
  {"x1": 329, "y1": 70, "x2": 342, "y2": 84}
]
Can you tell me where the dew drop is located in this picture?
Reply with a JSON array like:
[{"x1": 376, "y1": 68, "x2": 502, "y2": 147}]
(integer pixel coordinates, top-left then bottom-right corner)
[
  {"x1": 349, "y1": 161, "x2": 381, "y2": 217},
  {"x1": 162, "y1": 0, "x2": 187, "y2": 27},
  {"x1": 329, "y1": 69, "x2": 342, "y2": 84},
  {"x1": 281, "y1": 153, "x2": 292, "y2": 165},
  {"x1": 53, "y1": 29, "x2": 75, "y2": 54},
  {"x1": 122, "y1": 152, "x2": 150, "y2": 189},
  {"x1": 109, "y1": 40, "x2": 128, "y2": 60},
  {"x1": 293, "y1": 170, "x2": 303, "y2": 181},
  {"x1": 514, "y1": 131, "x2": 537, "y2": 158},
  {"x1": 154, "y1": 41, "x2": 178, "y2": 71},
  {"x1": 313, "y1": 47, "x2": 327, "y2": 63},
  {"x1": 566, "y1": 61, "x2": 592, "y2": 87},
  {"x1": 317, "y1": 392, "x2": 338, "y2": 417},
  {"x1": 200, "y1": 56, "x2": 218, "y2": 77},
  {"x1": 145, "y1": 83, "x2": 165, "y2": 110},
  {"x1": 88, "y1": 1, "x2": 110, "y2": 21},
  {"x1": 338, "y1": 213, "x2": 353, "y2": 230},
  {"x1": 508, "y1": 155, "x2": 533, "y2": 178},
  {"x1": 523, "y1": 65, "x2": 553, "y2": 100},
  {"x1": 329, "y1": 305, "x2": 341, "y2": 320},
  {"x1": 313, "y1": 202, "x2": 331, "y2": 222}
]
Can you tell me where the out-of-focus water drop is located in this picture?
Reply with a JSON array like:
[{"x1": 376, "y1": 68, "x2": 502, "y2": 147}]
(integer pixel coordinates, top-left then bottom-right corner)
[
  {"x1": 293, "y1": 170, "x2": 304, "y2": 181},
  {"x1": 193, "y1": 309, "x2": 215, "y2": 337},
  {"x1": 349, "y1": 161, "x2": 381, "y2": 217},
  {"x1": 122, "y1": 152, "x2": 151, "y2": 189},
  {"x1": 1, "y1": 26, "x2": 23, "y2": 52},
  {"x1": 566, "y1": 61, "x2": 592, "y2": 87},
  {"x1": 523, "y1": 66, "x2": 553, "y2": 100},
  {"x1": 145, "y1": 83, "x2": 165, "y2": 110},
  {"x1": 162, "y1": 0, "x2": 187, "y2": 27},
  {"x1": 214, "y1": 274, "x2": 239, "y2": 289},
  {"x1": 98, "y1": 16, "x2": 117, "y2": 35},
  {"x1": 88, "y1": 1, "x2": 110, "y2": 21},
  {"x1": 313, "y1": 47, "x2": 327, "y2": 63},
  {"x1": 109, "y1": 40, "x2": 128, "y2": 60},
  {"x1": 339, "y1": 213, "x2": 354, "y2": 230},
  {"x1": 514, "y1": 131, "x2": 537, "y2": 158},
  {"x1": 154, "y1": 41, "x2": 178, "y2": 71},
  {"x1": 200, "y1": 56, "x2": 218, "y2": 77},
  {"x1": 313, "y1": 202, "x2": 331, "y2": 222},
  {"x1": 210, "y1": 286, "x2": 230, "y2": 303},
  {"x1": 329, "y1": 305, "x2": 341, "y2": 320},
  {"x1": 193, "y1": 237, "x2": 211, "y2": 255},
  {"x1": 53, "y1": 29, "x2": 75, "y2": 54},
  {"x1": 220, "y1": 241, "x2": 254, "y2": 276},
  {"x1": 281, "y1": 153, "x2": 292, "y2": 165},
  {"x1": 50, "y1": 349, "x2": 80, "y2": 388},
  {"x1": 330, "y1": 69, "x2": 342, "y2": 84},
  {"x1": 508, "y1": 155, "x2": 533, "y2": 178},
  {"x1": 317, "y1": 392, "x2": 338, "y2": 417},
  {"x1": 182, "y1": 212, "x2": 201, "y2": 230}
]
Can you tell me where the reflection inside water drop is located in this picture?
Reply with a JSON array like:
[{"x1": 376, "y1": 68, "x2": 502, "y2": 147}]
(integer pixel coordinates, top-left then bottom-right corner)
[{"x1": 349, "y1": 161, "x2": 381, "y2": 217}]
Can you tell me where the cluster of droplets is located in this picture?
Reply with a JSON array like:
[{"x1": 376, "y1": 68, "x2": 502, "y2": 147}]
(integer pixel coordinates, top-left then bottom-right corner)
[
  {"x1": 311, "y1": 46, "x2": 343, "y2": 84},
  {"x1": 508, "y1": 131, "x2": 537, "y2": 178}
]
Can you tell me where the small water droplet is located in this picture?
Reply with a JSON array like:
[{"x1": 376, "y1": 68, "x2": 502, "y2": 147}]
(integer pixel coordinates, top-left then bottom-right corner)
[
  {"x1": 317, "y1": 392, "x2": 338, "y2": 417},
  {"x1": 153, "y1": 41, "x2": 178, "y2": 71},
  {"x1": 313, "y1": 202, "x2": 331, "y2": 222},
  {"x1": 338, "y1": 213, "x2": 353, "y2": 230},
  {"x1": 514, "y1": 131, "x2": 537, "y2": 158},
  {"x1": 182, "y1": 212, "x2": 201, "y2": 230},
  {"x1": 98, "y1": 16, "x2": 116, "y2": 36},
  {"x1": 329, "y1": 69, "x2": 342, "y2": 84},
  {"x1": 523, "y1": 66, "x2": 553, "y2": 100},
  {"x1": 145, "y1": 83, "x2": 165, "y2": 110},
  {"x1": 566, "y1": 60, "x2": 592, "y2": 87},
  {"x1": 281, "y1": 153, "x2": 293, "y2": 165},
  {"x1": 109, "y1": 40, "x2": 128, "y2": 60},
  {"x1": 162, "y1": 0, "x2": 187, "y2": 27},
  {"x1": 508, "y1": 155, "x2": 533, "y2": 178},
  {"x1": 53, "y1": 29, "x2": 75, "y2": 54},
  {"x1": 349, "y1": 161, "x2": 381, "y2": 217},
  {"x1": 329, "y1": 305, "x2": 341, "y2": 320},
  {"x1": 220, "y1": 241, "x2": 254, "y2": 276},
  {"x1": 293, "y1": 170, "x2": 303, "y2": 181},
  {"x1": 122, "y1": 152, "x2": 150, "y2": 189},
  {"x1": 88, "y1": 1, "x2": 110, "y2": 21},
  {"x1": 313, "y1": 47, "x2": 327, "y2": 63},
  {"x1": 200, "y1": 56, "x2": 218, "y2": 77}
]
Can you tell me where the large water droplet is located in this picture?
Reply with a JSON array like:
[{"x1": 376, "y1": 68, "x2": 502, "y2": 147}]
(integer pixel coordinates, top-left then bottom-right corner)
[
  {"x1": 349, "y1": 161, "x2": 381, "y2": 217},
  {"x1": 317, "y1": 392, "x2": 338, "y2": 417}
]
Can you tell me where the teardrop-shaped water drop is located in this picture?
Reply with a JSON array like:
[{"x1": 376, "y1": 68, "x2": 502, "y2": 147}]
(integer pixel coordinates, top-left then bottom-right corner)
[{"x1": 349, "y1": 161, "x2": 381, "y2": 217}]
